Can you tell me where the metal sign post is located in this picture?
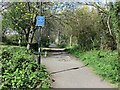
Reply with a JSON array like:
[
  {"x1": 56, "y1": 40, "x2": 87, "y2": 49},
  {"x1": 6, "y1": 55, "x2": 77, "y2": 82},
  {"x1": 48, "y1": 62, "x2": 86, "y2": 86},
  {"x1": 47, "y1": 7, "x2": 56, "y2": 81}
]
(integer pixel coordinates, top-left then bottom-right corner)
[
  {"x1": 38, "y1": 26, "x2": 41, "y2": 65},
  {"x1": 36, "y1": 1, "x2": 44, "y2": 66}
]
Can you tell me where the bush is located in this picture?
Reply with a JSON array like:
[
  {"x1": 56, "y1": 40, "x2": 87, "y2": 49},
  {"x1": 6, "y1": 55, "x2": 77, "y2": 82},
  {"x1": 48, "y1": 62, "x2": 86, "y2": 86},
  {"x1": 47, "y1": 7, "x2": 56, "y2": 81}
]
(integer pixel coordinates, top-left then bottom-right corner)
[
  {"x1": 2, "y1": 35, "x2": 27, "y2": 46},
  {"x1": 2, "y1": 35, "x2": 19, "y2": 45},
  {"x1": 1, "y1": 46, "x2": 51, "y2": 89},
  {"x1": 41, "y1": 36, "x2": 50, "y2": 47}
]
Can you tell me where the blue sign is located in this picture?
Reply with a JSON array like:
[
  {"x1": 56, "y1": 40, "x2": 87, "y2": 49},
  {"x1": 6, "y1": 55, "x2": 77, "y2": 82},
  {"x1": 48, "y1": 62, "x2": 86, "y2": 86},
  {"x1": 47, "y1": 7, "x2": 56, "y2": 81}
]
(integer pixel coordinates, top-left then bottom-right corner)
[{"x1": 36, "y1": 16, "x2": 45, "y2": 26}]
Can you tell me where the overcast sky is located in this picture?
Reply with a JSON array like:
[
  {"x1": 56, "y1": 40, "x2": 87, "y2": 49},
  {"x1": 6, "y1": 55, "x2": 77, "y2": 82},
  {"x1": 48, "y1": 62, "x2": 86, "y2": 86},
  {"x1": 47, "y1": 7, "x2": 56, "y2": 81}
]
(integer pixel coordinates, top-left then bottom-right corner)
[{"x1": 0, "y1": 0, "x2": 116, "y2": 3}]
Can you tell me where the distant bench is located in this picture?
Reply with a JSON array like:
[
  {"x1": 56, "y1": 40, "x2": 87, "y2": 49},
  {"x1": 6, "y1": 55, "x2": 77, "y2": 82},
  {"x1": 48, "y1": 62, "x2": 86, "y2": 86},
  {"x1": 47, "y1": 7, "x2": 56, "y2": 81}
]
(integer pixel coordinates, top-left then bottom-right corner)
[{"x1": 42, "y1": 48, "x2": 66, "y2": 57}]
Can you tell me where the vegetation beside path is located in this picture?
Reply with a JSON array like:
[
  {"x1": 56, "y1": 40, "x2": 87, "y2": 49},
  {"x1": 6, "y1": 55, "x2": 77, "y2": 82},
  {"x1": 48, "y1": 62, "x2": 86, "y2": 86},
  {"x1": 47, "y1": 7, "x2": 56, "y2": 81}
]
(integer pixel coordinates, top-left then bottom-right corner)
[
  {"x1": 67, "y1": 47, "x2": 119, "y2": 85},
  {"x1": 0, "y1": 45, "x2": 51, "y2": 89}
]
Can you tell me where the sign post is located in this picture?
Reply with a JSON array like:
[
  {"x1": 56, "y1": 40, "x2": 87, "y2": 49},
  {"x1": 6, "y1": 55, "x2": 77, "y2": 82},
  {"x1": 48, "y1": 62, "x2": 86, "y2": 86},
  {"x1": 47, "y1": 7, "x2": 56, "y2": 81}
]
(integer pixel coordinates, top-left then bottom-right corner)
[{"x1": 36, "y1": 1, "x2": 44, "y2": 66}]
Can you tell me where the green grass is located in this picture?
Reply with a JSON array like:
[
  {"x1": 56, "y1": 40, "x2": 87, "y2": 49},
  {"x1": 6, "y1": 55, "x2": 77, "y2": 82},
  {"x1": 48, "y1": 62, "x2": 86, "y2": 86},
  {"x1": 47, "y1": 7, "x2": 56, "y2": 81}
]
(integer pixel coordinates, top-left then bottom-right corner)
[{"x1": 68, "y1": 48, "x2": 119, "y2": 85}]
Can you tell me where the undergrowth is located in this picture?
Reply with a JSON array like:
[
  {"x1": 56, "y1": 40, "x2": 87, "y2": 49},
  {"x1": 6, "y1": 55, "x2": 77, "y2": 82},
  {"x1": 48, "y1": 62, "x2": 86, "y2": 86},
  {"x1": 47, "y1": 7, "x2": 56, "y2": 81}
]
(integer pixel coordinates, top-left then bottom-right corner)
[{"x1": 0, "y1": 46, "x2": 51, "y2": 89}]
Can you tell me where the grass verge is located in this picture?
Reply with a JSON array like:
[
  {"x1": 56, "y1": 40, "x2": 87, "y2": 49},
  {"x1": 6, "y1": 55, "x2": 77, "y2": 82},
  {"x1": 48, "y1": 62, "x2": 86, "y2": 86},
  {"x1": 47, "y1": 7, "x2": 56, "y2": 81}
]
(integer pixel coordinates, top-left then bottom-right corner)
[{"x1": 68, "y1": 48, "x2": 119, "y2": 85}]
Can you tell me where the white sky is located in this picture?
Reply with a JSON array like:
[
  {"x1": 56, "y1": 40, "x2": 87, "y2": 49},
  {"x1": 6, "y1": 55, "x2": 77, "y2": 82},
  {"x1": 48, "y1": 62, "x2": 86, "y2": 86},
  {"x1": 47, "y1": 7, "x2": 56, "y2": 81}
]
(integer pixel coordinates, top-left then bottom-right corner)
[{"x1": 0, "y1": 0, "x2": 116, "y2": 2}]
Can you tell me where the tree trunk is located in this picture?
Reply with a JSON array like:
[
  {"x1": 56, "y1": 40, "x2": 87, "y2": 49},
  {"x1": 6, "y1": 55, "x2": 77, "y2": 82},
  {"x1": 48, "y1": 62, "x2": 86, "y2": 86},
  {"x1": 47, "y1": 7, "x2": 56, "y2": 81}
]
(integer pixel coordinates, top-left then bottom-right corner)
[
  {"x1": 26, "y1": 33, "x2": 29, "y2": 43},
  {"x1": 117, "y1": 43, "x2": 120, "y2": 60},
  {"x1": 27, "y1": 26, "x2": 35, "y2": 50},
  {"x1": 116, "y1": 32, "x2": 120, "y2": 61},
  {"x1": 55, "y1": 31, "x2": 60, "y2": 45},
  {"x1": 69, "y1": 35, "x2": 72, "y2": 48},
  {"x1": 107, "y1": 15, "x2": 112, "y2": 35},
  {"x1": 18, "y1": 33, "x2": 22, "y2": 46},
  {"x1": 100, "y1": 35, "x2": 104, "y2": 50}
]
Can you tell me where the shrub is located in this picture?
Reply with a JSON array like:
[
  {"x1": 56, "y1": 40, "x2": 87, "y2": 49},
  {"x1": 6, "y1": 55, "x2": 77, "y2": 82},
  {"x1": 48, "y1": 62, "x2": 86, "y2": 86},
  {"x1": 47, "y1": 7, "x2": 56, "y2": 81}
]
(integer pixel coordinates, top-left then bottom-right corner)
[
  {"x1": 2, "y1": 35, "x2": 27, "y2": 46},
  {"x1": 1, "y1": 46, "x2": 51, "y2": 89}
]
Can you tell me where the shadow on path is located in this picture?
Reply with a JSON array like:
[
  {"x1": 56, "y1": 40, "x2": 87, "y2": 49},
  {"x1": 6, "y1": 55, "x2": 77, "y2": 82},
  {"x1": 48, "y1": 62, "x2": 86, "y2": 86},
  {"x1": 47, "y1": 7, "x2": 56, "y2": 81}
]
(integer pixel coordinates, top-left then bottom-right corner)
[{"x1": 50, "y1": 63, "x2": 89, "y2": 75}]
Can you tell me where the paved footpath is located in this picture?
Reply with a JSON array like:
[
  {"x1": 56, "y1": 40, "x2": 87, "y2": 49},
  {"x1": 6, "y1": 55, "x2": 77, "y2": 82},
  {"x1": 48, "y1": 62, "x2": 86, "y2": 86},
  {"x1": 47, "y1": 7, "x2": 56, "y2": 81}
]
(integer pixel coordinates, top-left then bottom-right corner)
[{"x1": 42, "y1": 52, "x2": 116, "y2": 88}]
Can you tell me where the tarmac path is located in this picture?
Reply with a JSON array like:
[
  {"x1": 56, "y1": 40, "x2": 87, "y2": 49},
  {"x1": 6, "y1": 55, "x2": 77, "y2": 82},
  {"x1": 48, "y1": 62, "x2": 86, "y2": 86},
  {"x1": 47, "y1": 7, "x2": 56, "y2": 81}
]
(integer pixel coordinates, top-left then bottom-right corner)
[{"x1": 42, "y1": 51, "x2": 116, "y2": 88}]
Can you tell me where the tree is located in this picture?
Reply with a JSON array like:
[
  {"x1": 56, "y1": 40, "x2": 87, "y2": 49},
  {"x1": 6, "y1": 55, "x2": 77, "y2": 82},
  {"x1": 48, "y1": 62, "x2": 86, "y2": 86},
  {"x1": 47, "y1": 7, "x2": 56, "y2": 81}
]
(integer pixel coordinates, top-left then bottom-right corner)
[
  {"x1": 109, "y1": 1, "x2": 120, "y2": 61},
  {"x1": 2, "y1": 2, "x2": 54, "y2": 49}
]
